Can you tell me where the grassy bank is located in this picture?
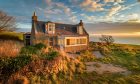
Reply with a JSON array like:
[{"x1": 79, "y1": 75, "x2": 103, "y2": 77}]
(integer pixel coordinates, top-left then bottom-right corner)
[
  {"x1": 1, "y1": 41, "x2": 140, "y2": 84},
  {"x1": 0, "y1": 32, "x2": 23, "y2": 41},
  {"x1": 0, "y1": 43, "x2": 85, "y2": 84}
]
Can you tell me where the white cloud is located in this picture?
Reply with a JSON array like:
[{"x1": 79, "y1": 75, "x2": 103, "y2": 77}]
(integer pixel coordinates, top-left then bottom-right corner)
[
  {"x1": 80, "y1": 14, "x2": 95, "y2": 22},
  {"x1": 104, "y1": 0, "x2": 124, "y2": 3},
  {"x1": 80, "y1": 0, "x2": 104, "y2": 12},
  {"x1": 121, "y1": 3, "x2": 139, "y2": 11},
  {"x1": 106, "y1": 2, "x2": 140, "y2": 22},
  {"x1": 42, "y1": 0, "x2": 139, "y2": 23},
  {"x1": 69, "y1": 16, "x2": 78, "y2": 22},
  {"x1": 128, "y1": 14, "x2": 139, "y2": 20},
  {"x1": 55, "y1": 3, "x2": 72, "y2": 16},
  {"x1": 37, "y1": 0, "x2": 78, "y2": 23},
  {"x1": 108, "y1": 5, "x2": 122, "y2": 17}
]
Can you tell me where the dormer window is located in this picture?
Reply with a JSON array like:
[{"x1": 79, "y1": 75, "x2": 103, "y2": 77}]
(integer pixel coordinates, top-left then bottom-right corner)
[
  {"x1": 46, "y1": 22, "x2": 55, "y2": 34},
  {"x1": 49, "y1": 28, "x2": 52, "y2": 31}
]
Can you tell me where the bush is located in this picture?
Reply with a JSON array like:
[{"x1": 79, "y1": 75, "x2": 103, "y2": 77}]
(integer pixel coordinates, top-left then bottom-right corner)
[
  {"x1": 42, "y1": 51, "x2": 59, "y2": 60},
  {"x1": 20, "y1": 46, "x2": 39, "y2": 55},
  {"x1": 77, "y1": 50, "x2": 95, "y2": 62},
  {"x1": 20, "y1": 43, "x2": 46, "y2": 55},
  {"x1": 0, "y1": 55, "x2": 32, "y2": 78},
  {"x1": 0, "y1": 40, "x2": 23, "y2": 57},
  {"x1": 34, "y1": 43, "x2": 46, "y2": 50}
]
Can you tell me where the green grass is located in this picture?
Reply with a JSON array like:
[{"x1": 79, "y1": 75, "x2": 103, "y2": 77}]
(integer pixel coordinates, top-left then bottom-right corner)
[
  {"x1": 0, "y1": 32, "x2": 23, "y2": 41},
  {"x1": 94, "y1": 43, "x2": 140, "y2": 72}
]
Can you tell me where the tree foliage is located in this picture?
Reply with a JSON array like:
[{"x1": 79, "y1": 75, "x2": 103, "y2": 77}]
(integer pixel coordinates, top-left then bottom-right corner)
[
  {"x1": 0, "y1": 10, "x2": 16, "y2": 32},
  {"x1": 99, "y1": 35, "x2": 114, "y2": 45}
]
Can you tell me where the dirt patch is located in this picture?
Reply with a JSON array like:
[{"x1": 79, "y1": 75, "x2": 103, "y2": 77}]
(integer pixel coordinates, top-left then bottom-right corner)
[
  {"x1": 93, "y1": 51, "x2": 104, "y2": 58},
  {"x1": 85, "y1": 62, "x2": 129, "y2": 74}
]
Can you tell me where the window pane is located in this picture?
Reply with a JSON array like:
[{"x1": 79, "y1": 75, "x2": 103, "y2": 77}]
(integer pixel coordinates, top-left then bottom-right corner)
[
  {"x1": 49, "y1": 28, "x2": 52, "y2": 31},
  {"x1": 70, "y1": 39, "x2": 75, "y2": 45},
  {"x1": 80, "y1": 38, "x2": 86, "y2": 44},
  {"x1": 77, "y1": 39, "x2": 80, "y2": 44},
  {"x1": 67, "y1": 39, "x2": 70, "y2": 45}
]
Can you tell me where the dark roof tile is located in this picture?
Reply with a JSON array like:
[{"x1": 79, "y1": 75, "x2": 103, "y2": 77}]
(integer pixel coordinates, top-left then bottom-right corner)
[{"x1": 35, "y1": 21, "x2": 88, "y2": 36}]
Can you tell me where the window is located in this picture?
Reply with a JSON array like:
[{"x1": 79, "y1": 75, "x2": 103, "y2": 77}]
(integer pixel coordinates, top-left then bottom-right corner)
[
  {"x1": 67, "y1": 39, "x2": 75, "y2": 45},
  {"x1": 77, "y1": 39, "x2": 80, "y2": 44},
  {"x1": 47, "y1": 23, "x2": 55, "y2": 34},
  {"x1": 49, "y1": 27, "x2": 52, "y2": 31},
  {"x1": 66, "y1": 38, "x2": 87, "y2": 46},
  {"x1": 80, "y1": 38, "x2": 86, "y2": 44},
  {"x1": 67, "y1": 39, "x2": 70, "y2": 45},
  {"x1": 26, "y1": 35, "x2": 30, "y2": 39}
]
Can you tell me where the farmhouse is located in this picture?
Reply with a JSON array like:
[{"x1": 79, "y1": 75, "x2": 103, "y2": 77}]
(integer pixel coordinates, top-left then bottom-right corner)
[{"x1": 24, "y1": 12, "x2": 89, "y2": 52}]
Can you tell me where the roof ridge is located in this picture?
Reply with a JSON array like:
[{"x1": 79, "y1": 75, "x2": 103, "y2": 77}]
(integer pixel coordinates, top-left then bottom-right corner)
[{"x1": 37, "y1": 20, "x2": 78, "y2": 25}]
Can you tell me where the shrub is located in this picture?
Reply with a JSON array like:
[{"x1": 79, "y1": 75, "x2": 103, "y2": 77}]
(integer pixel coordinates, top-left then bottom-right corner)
[
  {"x1": 20, "y1": 43, "x2": 46, "y2": 55},
  {"x1": 34, "y1": 43, "x2": 46, "y2": 50},
  {"x1": 42, "y1": 51, "x2": 59, "y2": 60},
  {"x1": 20, "y1": 46, "x2": 39, "y2": 55},
  {"x1": 0, "y1": 55, "x2": 32, "y2": 77},
  {"x1": 77, "y1": 50, "x2": 95, "y2": 62},
  {"x1": 0, "y1": 40, "x2": 23, "y2": 57},
  {"x1": 99, "y1": 46, "x2": 111, "y2": 56}
]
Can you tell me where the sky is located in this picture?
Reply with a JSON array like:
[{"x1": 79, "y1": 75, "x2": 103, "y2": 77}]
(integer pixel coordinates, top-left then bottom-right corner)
[{"x1": 0, "y1": 0, "x2": 140, "y2": 36}]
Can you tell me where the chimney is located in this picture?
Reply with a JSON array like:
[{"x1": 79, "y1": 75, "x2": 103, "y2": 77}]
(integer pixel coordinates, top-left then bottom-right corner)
[
  {"x1": 32, "y1": 11, "x2": 37, "y2": 21},
  {"x1": 31, "y1": 11, "x2": 38, "y2": 37},
  {"x1": 77, "y1": 20, "x2": 83, "y2": 34},
  {"x1": 79, "y1": 20, "x2": 83, "y2": 26}
]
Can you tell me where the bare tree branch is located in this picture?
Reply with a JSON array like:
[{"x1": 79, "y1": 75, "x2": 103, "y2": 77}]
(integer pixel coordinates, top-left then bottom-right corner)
[
  {"x1": 99, "y1": 35, "x2": 115, "y2": 45},
  {"x1": 0, "y1": 10, "x2": 16, "y2": 32}
]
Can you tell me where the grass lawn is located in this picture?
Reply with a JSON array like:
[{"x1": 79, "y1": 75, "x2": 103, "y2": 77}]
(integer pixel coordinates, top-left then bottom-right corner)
[{"x1": 94, "y1": 43, "x2": 140, "y2": 72}]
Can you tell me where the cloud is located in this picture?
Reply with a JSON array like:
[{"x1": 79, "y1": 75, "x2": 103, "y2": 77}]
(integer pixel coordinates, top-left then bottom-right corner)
[
  {"x1": 121, "y1": 3, "x2": 139, "y2": 11},
  {"x1": 126, "y1": 13, "x2": 140, "y2": 23},
  {"x1": 107, "y1": 5, "x2": 122, "y2": 17},
  {"x1": 55, "y1": 3, "x2": 72, "y2": 16},
  {"x1": 106, "y1": 2, "x2": 139, "y2": 21},
  {"x1": 37, "y1": 0, "x2": 78, "y2": 23},
  {"x1": 80, "y1": 0, "x2": 104, "y2": 12},
  {"x1": 80, "y1": 14, "x2": 95, "y2": 22},
  {"x1": 128, "y1": 14, "x2": 139, "y2": 19},
  {"x1": 104, "y1": 0, "x2": 124, "y2": 3},
  {"x1": 42, "y1": 0, "x2": 139, "y2": 23},
  {"x1": 44, "y1": 1, "x2": 73, "y2": 16},
  {"x1": 45, "y1": 0, "x2": 52, "y2": 6},
  {"x1": 69, "y1": 16, "x2": 78, "y2": 22}
]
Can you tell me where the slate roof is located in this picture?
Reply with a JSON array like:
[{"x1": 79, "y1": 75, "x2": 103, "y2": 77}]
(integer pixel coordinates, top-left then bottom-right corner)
[{"x1": 35, "y1": 21, "x2": 88, "y2": 36}]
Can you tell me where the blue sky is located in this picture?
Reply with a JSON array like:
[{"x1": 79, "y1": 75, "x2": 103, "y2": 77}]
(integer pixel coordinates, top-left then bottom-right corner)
[{"x1": 0, "y1": 0, "x2": 140, "y2": 29}]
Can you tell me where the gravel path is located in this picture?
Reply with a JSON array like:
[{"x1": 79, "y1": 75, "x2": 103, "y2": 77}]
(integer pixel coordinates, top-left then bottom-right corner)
[
  {"x1": 93, "y1": 51, "x2": 103, "y2": 58},
  {"x1": 85, "y1": 62, "x2": 130, "y2": 75}
]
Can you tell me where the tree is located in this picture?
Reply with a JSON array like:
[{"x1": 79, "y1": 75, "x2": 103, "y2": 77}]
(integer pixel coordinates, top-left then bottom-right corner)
[
  {"x1": 99, "y1": 35, "x2": 114, "y2": 45},
  {"x1": 0, "y1": 10, "x2": 16, "y2": 32}
]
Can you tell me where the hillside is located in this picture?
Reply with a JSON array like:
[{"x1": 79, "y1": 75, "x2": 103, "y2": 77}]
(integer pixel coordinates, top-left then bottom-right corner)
[
  {"x1": 0, "y1": 42, "x2": 85, "y2": 84},
  {"x1": 0, "y1": 39, "x2": 140, "y2": 84}
]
